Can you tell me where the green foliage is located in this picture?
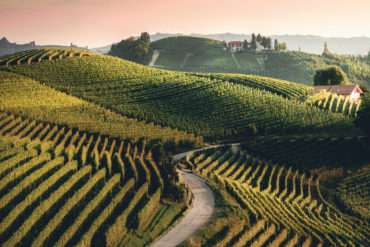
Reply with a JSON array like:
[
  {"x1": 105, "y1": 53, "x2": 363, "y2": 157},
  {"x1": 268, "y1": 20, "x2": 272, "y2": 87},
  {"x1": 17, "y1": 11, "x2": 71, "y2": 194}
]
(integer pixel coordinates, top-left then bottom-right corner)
[
  {"x1": 306, "y1": 90, "x2": 361, "y2": 117},
  {"x1": 0, "y1": 114, "x2": 182, "y2": 247},
  {"x1": 0, "y1": 70, "x2": 199, "y2": 145},
  {"x1": 2, "y1": 52, "x2": 352, "y2": 140},
  {"x1": 336, "y1": 168, "x2": 370, "y2": 219},
  {"x1": 314, "y1": 66, "x2": 349, "y2": 85},
  {"x1": 109, "y1": 32, "x2": 150, "y2": 64},
  {"x1": 251, "y1": 34, "x2": 257, "y2": 50},
  {"x1": 355, "y1": 93, "x2": 370, "y2": 135},
  {"x1": 188, "y1": 148, "x2": 369, "y2": 246},
  {"x1": 241, "y1": 136, "x2": 369, "y2": 170},
  {"x1": 104, "y1": 183, "x2": 148, "y2": 247},
  {"x1": 147, "y1": 36, "x2": 370, "y2": 88},
  {"x1": 137, "y1": 188, "x2": 161, "y2": 230}
]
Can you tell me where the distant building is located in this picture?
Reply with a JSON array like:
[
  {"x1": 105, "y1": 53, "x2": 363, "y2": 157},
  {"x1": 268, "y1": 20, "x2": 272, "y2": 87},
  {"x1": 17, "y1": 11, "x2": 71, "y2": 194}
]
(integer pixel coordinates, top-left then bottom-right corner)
[
  {"x1": 313, "y1": 85, "x2": 363, "y2": 103},
  {"x1": 256, "y1": 43, "x2": 264, "y2": 52},
  {"x1": 228, "y1": 41, "x2": 244, "y2": 52}
]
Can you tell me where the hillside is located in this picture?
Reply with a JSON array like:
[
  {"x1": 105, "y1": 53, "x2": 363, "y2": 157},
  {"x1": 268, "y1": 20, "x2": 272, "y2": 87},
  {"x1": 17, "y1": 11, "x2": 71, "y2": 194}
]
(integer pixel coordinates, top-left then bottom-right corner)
[
  {"x1": 0, "y1": 47, "x2": 368, "y2": 247},
  {"x1": 149, "y1": 36, "x2": 370, "y2": 87},
  {"x1": 93, "y1": 33, "x2": 370, "y2": 55},
  {"x1": 0, "y1": 37, "x2": 88, "y2": 57},
  {"x1": 179, "y1": 146, "x2": 369, "y2": 246},
  {"x1": 0, "y1": 48, "x2": 355, "y2": 141},
  {"x1": 0, "y1": 113, "x2": 187, "y2": 247},
  {"x1": 150, "y1": 36, "x2": 237, "y2": 69}
]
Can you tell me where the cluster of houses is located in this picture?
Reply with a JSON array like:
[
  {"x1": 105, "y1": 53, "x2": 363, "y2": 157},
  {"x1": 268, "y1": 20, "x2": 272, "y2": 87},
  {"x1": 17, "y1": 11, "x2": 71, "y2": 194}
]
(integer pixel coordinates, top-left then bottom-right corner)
[{"x1": 228, "y1": 41, "x2": 266, "y2": 52}]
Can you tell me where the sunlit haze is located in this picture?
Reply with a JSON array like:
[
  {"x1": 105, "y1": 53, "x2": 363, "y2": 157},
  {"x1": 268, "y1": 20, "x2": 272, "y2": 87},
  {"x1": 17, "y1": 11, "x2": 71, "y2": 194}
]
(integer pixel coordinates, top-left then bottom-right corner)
[{"x1": 1, "y1": 0, "x2": 369, "y2": 47}]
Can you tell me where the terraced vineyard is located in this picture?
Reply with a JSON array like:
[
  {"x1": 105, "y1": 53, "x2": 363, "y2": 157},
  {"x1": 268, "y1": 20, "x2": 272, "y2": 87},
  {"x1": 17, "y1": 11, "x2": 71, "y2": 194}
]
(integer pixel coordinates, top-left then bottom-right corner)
[
  {"x1": 1, "y1": 48, "x2": 353, "y2": 140},
  {"x1": 183, "y1": 147, "x2": 370, "y2": 246},
  {"x1": 240, "y1": 136, "x2": 370, "y2": 171},
  {"x1": 0, "y1": 48, "x2": 94, "y2": 66},
  {"x1": 195, "y1": 73, "x2": 313, "y2": 99},
  {"x1": 0, "y1": 70, "x2": 201, "y2": 145},
  {"x1": 0, "y1": 112, "x2": 186, "y2": 247},
  {"x1": 306, "y1": 90, "x2": 361, "y2": 117},
  {"x1": 337, "y1": 167, "x2": 370, "y2": 220}
]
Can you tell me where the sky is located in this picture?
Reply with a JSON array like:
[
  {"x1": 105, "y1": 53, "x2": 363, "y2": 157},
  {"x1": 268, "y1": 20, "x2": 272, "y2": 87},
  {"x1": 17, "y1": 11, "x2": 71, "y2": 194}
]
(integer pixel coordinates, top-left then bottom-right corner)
[{"x1": 0, "y1": 0, "x2": 369, "y2": 48}]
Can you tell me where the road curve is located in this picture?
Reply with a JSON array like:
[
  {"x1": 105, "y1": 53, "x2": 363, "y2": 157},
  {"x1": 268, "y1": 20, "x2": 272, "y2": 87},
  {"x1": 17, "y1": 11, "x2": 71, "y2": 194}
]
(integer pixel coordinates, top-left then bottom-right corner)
[
  {"x1": 172, "y1": 143, "x2": 240, "y2": 163},
  {"x1": 151, "y1": 170, "x2": 215, "y2": 247}
]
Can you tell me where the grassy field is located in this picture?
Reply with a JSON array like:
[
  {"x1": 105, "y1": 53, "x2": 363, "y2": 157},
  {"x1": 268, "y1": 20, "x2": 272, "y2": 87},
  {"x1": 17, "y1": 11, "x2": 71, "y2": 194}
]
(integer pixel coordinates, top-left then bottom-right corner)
[{"x1": 151, "y1": 36, "x2": 237, "y2": 68}]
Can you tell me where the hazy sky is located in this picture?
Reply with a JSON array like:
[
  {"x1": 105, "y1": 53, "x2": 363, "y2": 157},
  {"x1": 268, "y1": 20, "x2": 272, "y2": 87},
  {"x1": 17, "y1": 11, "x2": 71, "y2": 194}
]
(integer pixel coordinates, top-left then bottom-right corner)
[{"x1": 1, "y1": 0, "x2": 369, "y2": 47}]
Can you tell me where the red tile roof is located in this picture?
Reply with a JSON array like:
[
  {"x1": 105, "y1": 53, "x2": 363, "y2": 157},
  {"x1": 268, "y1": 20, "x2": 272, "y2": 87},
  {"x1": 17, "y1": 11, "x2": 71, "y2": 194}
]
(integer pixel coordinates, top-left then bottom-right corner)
[
  {"x1": 229, "y1": 41, "x2": 243, "y2": 45},
  {"x1": 313, "y1": 85, "x2": 363, "y2": 95}
]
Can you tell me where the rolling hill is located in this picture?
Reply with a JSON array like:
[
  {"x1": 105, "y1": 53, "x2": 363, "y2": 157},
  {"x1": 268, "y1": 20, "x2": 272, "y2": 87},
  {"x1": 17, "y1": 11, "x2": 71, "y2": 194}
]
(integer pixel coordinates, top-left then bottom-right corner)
[
  {"x1": 179, "y1": 146, "x2": 369, "y2": 246},
  {"x1": 0, "y1": 112, "x2": 187, "y2": 247},
  {"x1": 0, "y1": 48, "x2": 354, "y2": 141},
  {"x1": 148, "y1": 36, "x2": 370, "y2": 87},
  {"x1": 92, "y1": 33, "x2": 370, "y2": 55},
  {"x1": 0, "y1": 47, "x2": 368, "y2": 247}
]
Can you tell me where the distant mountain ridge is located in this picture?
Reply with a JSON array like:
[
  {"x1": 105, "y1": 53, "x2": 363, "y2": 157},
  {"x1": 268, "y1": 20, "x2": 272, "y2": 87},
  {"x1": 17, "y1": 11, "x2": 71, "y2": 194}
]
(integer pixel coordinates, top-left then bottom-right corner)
[
  {"x1": 91, "y1": 33, "x2": 370, "y2": 55},
  {"x1": 0, "y1": 37, "x2": 88, "y2": 57}
]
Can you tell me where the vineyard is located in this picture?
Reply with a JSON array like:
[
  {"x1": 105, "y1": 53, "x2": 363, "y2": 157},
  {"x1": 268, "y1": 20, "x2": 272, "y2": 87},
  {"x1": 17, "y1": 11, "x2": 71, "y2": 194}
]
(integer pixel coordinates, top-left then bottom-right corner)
[
  {"x1": 0, "y1": 48, "x2": 95, "y2": 66},
  {"x1": 337, "y1": 167, "x2": 370, "y2": 220},
  {"x1": 0, "y1": 70, "x2": 201, "y2": 145},
  {"x1": 0, "y1": 48, "x2": 354, "y2": 140},
  {"x1": 240, "y1": 136, "x2": 370, "y2": 171},
  {"x1": 194, "y1": 73, "x2": 313, "y2": 99},
  {"x1": 148, "y1": 36, "x2": 370, "y2": 87},
  {"x1": 0, "y1": 112, "x2": 186, "y2": 247},
  {"x1": 306, "y1": 89, "x2": 361, "y2": 117},
  {"x1": 182, "y1": 147, "x2": 370, "y2": 246}
]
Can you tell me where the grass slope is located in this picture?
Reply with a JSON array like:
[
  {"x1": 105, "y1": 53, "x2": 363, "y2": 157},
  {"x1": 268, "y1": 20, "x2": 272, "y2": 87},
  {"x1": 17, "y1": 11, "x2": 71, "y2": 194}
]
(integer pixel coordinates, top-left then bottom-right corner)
[
  {"x1": 1, "y1": 48, "x2": 353, "y2": 141},
  {"x1": 151, "y1": 36, "x2": 238, "y2": 69}
]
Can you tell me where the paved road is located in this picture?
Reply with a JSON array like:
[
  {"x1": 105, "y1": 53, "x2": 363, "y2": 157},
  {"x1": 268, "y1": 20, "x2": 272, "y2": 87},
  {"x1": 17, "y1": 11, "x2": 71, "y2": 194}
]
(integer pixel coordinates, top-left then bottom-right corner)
[
  {"x1": 172, "y1": 143, "x2": 240, "y2": 163},
  {"x1": 151, "y1": 170, "x2": 215, "y2": 247}
]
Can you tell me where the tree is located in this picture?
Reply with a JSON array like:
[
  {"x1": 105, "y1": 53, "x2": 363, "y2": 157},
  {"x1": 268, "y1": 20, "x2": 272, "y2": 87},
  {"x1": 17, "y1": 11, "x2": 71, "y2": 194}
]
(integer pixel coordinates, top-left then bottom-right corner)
[
  {"x1": 256, "y1": 33, "x2": 262, "y2": 43},
  {"x1": 355, "y1": 93, "x2": 370, "y2": 136},
  {"x1": 280, "y1": 42, "x2": 287, "y2": 51},
  {"x1": 251, "y1": 33, "x2": 257, "y2": 50},
  {"x1": 243, "y1": 39, "x2": 249, "y2": 49},
  {"x1": 261, "y1": 37, "x2": 268, "y2": 48},
  {"x1": 274, "y1": 39, "x2": 280, "y2": 51},
  {"x1": 323, "y1": 41, "x2": 330, "y2": 55},
  {"x1": 313, "y1": 66, "x2": 349, "y2": 85},
  {"x1": 266, "y1": 37, "x2": 272, "y2": 50},
  {"x1": 108, "y1": 32, "x2": 150, "y2": 64}
]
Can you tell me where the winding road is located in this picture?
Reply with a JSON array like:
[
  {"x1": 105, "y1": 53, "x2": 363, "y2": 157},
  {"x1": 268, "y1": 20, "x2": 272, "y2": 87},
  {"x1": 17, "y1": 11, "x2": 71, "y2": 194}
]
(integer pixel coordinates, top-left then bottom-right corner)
[
  {"x1": 151, "y1": 170, "x2": 215, "y2": 247},
  {"x1": 152, "y1": 143, "x2": 239, "y2": 246}
]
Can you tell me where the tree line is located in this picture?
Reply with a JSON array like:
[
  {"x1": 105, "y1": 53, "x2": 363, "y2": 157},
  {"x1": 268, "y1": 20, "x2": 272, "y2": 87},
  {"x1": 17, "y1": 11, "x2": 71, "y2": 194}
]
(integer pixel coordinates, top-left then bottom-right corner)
[
  {"x1": 109, "y1": 32, "x2": 150, "y2": 64},
  {"x1": 240, "y1": 33, "x2": 287, "y2": 51}
]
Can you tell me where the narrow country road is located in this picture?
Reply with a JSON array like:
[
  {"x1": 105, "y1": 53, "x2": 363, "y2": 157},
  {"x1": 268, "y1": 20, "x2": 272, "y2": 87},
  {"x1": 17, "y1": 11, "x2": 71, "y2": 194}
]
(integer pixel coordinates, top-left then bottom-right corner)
[
  {"x1": 152, "y1": 143, "x2": 239, "y2": 246},
  {"x1": 151, "y1": 170, "x2": 215, "y2": 247},
  {"x1": 149, "y1": 50, "x2": 160, "y2": 67}
]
